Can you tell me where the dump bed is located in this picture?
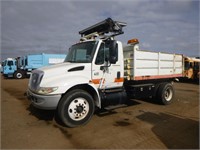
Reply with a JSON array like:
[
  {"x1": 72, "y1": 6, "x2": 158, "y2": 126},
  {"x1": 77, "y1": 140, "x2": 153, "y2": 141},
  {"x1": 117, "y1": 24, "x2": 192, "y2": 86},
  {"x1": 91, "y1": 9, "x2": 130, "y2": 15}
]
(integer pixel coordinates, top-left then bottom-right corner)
[
  {"x1": 24, "y1": 54, "x2": 66, "y2": 70},
  {"x1": 123, "y1": 45, "x2": 183, "y2": 80}
]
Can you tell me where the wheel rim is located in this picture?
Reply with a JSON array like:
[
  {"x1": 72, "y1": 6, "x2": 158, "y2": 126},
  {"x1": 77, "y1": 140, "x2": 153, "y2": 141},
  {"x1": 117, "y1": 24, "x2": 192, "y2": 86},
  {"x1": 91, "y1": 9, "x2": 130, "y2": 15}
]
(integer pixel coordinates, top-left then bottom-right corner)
[
  {"x1": 68, "y1": 97, "x2": 89, "y2": 121},
  {"x1": 164, "y1": 87, "x2": 173, "y2": 101},
  {"x1": 16, "y1": 73, "x2": 22, "y2": 78}
]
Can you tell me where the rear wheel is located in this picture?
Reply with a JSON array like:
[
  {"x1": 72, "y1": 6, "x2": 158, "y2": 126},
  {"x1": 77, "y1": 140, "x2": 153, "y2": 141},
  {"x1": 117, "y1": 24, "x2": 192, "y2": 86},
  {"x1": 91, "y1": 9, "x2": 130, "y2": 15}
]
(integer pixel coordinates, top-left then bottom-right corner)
[
  {"x1": 157, "y1": 82, "x2": 174, "y2": 105},
  {"x1": 57, "y1": 89, "x2": 95, "y2": 127}
]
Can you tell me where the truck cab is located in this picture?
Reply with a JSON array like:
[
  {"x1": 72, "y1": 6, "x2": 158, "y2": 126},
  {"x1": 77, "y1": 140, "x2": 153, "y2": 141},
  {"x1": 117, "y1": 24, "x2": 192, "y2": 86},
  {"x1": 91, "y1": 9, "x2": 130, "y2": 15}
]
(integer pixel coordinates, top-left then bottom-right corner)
[
  {"x1": 3, "y1": 57, "x2": 26, "y2": 79},
  {"x1": 3, "y1": 58, "x2": 17, "y2": 78},
  {"x1": 64, "y1": 39, "x2": 124, "y2": 89},
  {"x1": 28, "y1": 39, "x2": 124, "y2": 107}
]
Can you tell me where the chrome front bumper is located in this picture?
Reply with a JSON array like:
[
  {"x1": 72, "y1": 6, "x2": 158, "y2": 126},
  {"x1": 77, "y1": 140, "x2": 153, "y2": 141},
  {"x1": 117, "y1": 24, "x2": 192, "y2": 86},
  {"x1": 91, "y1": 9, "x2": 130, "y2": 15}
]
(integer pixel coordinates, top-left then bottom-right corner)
[{"x1": 27, "y1": 89, "x2": 61, "y2": 110}]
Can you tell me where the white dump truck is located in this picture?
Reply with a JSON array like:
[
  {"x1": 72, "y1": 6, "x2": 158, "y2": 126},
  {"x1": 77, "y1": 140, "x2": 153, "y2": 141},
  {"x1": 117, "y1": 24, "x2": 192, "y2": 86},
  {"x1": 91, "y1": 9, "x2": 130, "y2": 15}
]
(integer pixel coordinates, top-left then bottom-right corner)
[{"x1": 27, "y1": 18, "x2": 183, "y2": 127}]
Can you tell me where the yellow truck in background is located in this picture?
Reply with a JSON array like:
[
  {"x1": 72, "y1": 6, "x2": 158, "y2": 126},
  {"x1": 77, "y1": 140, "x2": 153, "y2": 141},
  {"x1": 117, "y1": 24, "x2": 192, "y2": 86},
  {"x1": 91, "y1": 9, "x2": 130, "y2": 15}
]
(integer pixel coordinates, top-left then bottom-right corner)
[{"x1": 184, "y1": 56, "x2": 200, "y2": 81}]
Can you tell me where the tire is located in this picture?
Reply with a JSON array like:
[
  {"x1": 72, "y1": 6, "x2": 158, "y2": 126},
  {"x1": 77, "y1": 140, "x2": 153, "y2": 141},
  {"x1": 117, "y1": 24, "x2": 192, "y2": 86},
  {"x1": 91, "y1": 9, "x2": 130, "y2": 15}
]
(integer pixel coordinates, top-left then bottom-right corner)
[
  {"x1": 57, "y1": 89, "x2": 95, "y2": 127},
  {"x1": 14, "y1": 70, "x2": 25, "y2": 79},
  {"x1": 157, "y1": 82, "x2": 174, "y2": 105}
]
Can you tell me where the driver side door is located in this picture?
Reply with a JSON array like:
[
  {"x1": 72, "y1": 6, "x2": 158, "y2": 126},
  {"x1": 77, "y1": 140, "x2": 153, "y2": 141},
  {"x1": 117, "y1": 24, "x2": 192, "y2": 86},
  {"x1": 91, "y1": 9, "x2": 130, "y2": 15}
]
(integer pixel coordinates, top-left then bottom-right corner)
[{"x1": 91, "y1": 42, "x2": 119, "y2": 89}]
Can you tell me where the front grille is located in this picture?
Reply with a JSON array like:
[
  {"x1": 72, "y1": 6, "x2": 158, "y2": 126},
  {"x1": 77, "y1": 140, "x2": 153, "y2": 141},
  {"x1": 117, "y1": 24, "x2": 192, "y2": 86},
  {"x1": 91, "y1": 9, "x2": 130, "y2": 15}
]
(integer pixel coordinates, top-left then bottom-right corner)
[{"x1": 30, "y1": 70, "x2": 44, "y2": 91}]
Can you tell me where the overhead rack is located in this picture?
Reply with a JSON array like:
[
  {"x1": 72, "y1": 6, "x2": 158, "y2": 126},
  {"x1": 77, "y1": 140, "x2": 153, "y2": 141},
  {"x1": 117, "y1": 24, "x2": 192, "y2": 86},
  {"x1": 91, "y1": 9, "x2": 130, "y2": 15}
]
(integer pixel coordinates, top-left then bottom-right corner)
[{"x1": 79, "y1": 18, "x2": 127, "y2": 39}]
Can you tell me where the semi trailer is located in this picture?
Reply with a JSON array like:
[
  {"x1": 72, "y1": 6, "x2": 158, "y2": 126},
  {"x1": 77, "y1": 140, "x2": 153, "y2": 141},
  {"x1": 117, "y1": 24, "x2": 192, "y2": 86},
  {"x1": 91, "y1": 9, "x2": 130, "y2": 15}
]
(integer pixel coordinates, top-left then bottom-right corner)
[
  {"x1": 3, "y1": 53, "x2": 66, "y2": 79},
  {"x1": 27, "y1": 18, "x2": 183, "y2": 127}
]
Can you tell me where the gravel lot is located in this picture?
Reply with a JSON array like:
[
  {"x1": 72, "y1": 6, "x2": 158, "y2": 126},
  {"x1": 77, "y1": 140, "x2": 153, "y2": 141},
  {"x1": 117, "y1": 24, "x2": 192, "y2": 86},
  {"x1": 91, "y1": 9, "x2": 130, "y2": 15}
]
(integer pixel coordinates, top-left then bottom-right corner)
[{"x1": 1, "y1": 76, "x2": 199, "y2": 149}]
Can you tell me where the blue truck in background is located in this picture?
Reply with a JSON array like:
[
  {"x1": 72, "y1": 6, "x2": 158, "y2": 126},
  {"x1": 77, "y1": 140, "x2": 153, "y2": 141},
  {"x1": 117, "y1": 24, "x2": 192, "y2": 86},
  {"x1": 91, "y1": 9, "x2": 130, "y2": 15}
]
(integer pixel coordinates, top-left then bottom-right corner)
[{"x1": 2, "y1": 53, "x2": 66, "y2": 79}]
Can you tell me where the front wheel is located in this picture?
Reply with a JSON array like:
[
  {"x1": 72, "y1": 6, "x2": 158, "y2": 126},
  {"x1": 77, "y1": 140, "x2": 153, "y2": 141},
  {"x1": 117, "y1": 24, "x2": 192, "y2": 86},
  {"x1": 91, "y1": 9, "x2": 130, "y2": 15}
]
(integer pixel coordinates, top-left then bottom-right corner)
[
  {"x1": 14, "y1": 70, "x2": 25, "y2": 79},
  {"x1": 57, "y1": 89, "x2": 95, "y2": 127}
]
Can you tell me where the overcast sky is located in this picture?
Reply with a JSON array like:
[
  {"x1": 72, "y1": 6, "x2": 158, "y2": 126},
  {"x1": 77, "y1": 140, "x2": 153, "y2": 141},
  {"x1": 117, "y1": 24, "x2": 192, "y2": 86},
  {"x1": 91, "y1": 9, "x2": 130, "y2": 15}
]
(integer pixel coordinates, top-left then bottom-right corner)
[{"x1": 1, "y1": 0, "x2": 199, "y2": 61}]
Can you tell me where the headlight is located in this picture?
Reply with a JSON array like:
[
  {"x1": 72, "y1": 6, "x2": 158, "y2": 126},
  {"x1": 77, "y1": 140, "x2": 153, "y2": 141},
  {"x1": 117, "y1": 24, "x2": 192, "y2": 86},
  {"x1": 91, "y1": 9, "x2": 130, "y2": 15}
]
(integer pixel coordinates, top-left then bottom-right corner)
[{"x1": 37, "y1": 87, "x2": 58, "y2": 94}]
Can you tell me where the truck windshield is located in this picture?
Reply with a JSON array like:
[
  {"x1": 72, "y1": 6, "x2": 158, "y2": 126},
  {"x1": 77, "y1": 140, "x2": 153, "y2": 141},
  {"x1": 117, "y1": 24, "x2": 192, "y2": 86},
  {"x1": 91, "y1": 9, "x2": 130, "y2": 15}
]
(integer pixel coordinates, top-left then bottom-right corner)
[
  {"x1": 65, "y1": 41, "x2": 98, "y2": 63},
  {"x1": 7, "y1": 61, "x2": 14, "y2": 66}
]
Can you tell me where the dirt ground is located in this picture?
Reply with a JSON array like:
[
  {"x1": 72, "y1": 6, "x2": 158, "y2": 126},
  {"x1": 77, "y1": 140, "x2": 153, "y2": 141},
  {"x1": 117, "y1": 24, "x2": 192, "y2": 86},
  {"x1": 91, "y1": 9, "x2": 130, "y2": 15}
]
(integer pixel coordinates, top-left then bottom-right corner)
[{"x1": 1, "y1": 76, "x2": 199, "y2": 149}]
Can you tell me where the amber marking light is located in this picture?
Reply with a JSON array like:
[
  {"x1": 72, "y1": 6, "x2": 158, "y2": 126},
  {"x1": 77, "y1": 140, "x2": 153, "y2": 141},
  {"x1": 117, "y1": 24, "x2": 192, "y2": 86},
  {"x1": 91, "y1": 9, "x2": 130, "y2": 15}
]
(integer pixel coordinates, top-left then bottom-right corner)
[{"x1": 127, "y1": 38, "x2": 139, "y2": 44}]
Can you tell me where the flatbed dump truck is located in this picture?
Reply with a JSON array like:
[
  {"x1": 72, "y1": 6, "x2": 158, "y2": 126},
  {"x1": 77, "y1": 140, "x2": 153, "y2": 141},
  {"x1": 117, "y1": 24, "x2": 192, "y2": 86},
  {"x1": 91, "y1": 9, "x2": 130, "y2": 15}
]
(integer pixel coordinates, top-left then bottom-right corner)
[{"x1": 27, "y1": 18, "x2": 183, "y2": 127}]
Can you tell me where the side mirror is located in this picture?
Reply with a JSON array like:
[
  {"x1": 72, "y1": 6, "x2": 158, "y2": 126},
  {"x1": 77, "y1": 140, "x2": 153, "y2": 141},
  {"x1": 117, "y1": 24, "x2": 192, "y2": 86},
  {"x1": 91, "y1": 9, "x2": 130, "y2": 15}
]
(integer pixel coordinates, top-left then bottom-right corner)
[{"x1": 107, "y1": 40, "x2": 118, "y2": 64}]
